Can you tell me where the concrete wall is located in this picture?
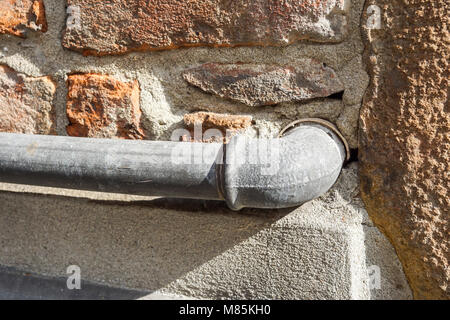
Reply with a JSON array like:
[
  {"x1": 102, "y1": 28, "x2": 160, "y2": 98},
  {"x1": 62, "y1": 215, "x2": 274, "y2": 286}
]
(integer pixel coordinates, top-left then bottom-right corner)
[{"x1": 0, "y1": 164, "x2": 411, "y2": 299}]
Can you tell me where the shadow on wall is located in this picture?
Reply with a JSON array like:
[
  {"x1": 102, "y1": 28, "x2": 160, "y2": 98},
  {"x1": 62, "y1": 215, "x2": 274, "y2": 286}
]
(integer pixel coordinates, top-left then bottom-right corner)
[
  {"x1": 0, "y1": 265, "x2": 147, "y2": 300},
  {"x1": 0, "y1": 190, "x2": 293, "y2": 296}
]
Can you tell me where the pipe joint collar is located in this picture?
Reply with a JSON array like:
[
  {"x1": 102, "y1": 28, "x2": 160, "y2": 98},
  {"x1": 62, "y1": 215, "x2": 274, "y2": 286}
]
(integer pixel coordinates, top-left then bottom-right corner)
[{"x1": 222, "y1": 119, "x2": 348, "y2": 210}]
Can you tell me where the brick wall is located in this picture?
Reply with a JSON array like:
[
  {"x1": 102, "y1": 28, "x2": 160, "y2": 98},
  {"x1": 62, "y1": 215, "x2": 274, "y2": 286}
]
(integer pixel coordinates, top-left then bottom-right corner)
[{"x1": 0, "y1": 0, "x2": 366, "y2": 149}]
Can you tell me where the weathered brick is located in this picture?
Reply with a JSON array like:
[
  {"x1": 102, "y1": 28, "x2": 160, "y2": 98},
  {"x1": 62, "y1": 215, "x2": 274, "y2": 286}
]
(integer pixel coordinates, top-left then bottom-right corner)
[
  {"x1": 183, "y1": 111, "x2": 252, "y2": 143},
  {"x1": 183, "y1": 61, "x2": 344, "y2": 106},
  {"x1": 66, "y1": 74, "x2": 145, "y2": 139},
  {"x1": 0, "y1": 0, "x2": 47, "y2": 37},
  {"x1": 0, "y1": 64, "x2": 55, "y2": 134},
  {"x1": 62, "y1": 0, "x2": 349, "y2": 56}
]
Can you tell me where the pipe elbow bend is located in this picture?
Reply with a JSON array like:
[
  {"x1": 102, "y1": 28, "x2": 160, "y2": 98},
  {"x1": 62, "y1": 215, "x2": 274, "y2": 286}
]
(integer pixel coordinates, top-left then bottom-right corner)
[{"x1": 222, "y1": 119, "x2": 349, "y2": 210}]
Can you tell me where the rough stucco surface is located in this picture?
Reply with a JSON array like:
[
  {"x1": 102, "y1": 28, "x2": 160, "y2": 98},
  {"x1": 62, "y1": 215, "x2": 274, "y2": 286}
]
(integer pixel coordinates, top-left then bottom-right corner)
[
  {"x1": 0, "y1": 64, "x2": 55, "y2": 134},
  {"x1": 363, "y1": 224, "x2": 413, "y2": 300},
  {"x1": 62, "y1": 0, "x2": 350, "y2": 56},
  {"x1": 183, "y1": 61, "x2": 344, "y2": 107},
  {"x1": 0, "y1": 0, "x2": 47, "y2": 37},
  {"x1": 360, "y1": 0, "x2": 449, "y2": 299}
]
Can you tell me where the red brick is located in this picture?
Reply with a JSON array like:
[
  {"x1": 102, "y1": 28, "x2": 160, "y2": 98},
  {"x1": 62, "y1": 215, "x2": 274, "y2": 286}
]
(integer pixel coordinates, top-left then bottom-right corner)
[
  {"x1": 0, "y1": 64, "x2": 55, "y2": 134},
  {"x1": 66, "y1": 74, "x2": 145, "y2": 139},
  {"x1": 62, "y1": 0, "x2": 349, "y2": 56},
  {"x1": 0, "y1": 0, "x2": 47, "y2": 37},
  {"x1": 183, "y1": 112, "x2": 252, "y2": 143}
]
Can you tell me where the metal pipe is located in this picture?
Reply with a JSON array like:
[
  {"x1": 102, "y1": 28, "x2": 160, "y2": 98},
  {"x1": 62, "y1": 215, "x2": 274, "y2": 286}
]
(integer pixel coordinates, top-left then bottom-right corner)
[{"x1": 0, "y1": 119, "x2": 348, "y2": 210}]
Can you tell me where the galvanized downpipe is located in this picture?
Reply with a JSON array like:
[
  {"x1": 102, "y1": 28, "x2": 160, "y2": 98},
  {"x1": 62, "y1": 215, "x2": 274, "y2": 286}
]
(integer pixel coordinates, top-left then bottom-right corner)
[{"x1": 0, "y1": 119, "x2": 348, "y2": 210}]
